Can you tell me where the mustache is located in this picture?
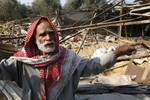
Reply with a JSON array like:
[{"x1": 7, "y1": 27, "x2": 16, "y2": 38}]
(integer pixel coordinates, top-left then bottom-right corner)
[{"x1": 44, "y1": 41, "x2": 55, "y2": 45}]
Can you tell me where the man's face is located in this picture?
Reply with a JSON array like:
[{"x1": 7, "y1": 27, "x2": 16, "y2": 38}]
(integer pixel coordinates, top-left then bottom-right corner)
[{"x1": 35, "y1": 21, "x2": 56, "y2": 53}]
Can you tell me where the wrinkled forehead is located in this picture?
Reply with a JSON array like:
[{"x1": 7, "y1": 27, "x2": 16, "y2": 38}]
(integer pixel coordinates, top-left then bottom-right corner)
[
  {"x1": 36, "y1": 20, "x2": 54, "y2": 34},
  {"x1": 37, "y1": 22, "x2": 51, "y2": 30}
]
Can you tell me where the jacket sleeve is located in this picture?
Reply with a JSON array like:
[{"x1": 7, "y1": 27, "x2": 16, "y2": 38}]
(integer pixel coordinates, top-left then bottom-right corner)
[
  {"x1": 0, "y1": 58, "x2": 18, "y2": 81},
  {"x1": 79, "y1": 51, "x2": 117, "y2": 77}
]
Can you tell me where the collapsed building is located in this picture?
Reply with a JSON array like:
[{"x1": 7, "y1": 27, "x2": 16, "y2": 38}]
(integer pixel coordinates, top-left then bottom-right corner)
[{"x1": 0, "y1": 0, "x2": 150, "y2": 99}]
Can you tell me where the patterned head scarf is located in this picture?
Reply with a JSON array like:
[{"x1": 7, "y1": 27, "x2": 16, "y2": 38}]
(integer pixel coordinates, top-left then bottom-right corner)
[
  {"x1": 14, "y1": 16, "x2": 60, "y2": 58},
  {"x1": 14, "y1": 16, "x2": 67, "y2": 99}
]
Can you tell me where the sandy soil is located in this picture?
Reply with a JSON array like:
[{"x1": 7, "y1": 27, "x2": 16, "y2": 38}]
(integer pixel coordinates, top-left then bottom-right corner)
[{"x1": 62, "y1": 37, "x2": 150, "y2": 79}]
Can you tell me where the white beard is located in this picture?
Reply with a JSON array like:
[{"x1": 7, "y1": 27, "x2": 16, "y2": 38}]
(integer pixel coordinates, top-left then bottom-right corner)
[{"x1": 36, "y1": 40, "x2": 56, "y2": 53}]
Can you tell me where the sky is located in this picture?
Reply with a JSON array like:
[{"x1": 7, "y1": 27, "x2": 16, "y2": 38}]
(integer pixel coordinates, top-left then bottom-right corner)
[
  {"x1": 17, "y1": 0, "x2": 67, "y2": 6},
  {"x1": 17, "y1": 0, "x2": 135, "y2": 6},
  {"x1": 125, "y1": 0, "x2": 135, "y2": 4}
]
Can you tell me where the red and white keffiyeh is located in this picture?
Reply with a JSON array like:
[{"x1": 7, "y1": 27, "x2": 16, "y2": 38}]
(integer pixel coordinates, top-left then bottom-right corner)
[{"x1": 13, "y1": 16, "x2": 67, "y2": 100}]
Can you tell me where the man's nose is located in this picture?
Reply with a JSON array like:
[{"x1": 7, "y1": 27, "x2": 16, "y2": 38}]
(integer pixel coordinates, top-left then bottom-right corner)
[{"x1": 46, "y1": 33, "x2": 54, "y2": 40}]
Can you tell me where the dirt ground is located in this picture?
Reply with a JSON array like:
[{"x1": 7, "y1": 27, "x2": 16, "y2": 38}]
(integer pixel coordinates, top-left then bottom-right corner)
[
  {"x1": 67, "y1": 38, "x2": 132, "y2": 58},
  {"x1": 61, "y1": 37, "x2": 150, "y2": 82}
]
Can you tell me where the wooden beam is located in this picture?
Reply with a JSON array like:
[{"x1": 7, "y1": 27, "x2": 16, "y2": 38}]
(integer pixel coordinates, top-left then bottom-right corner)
[
  {"x1": 118, "y1": 0, "x2": 124, "y2": 36},
  {"x1": 130, "y1": 12, "x2": 150, "y2": 17},
  {"x1": 58, "y1": 19, "x2": 150, "y2": 32},
  {"x1": 102, "y1": 28, "x2": 123, "y2": 39}
]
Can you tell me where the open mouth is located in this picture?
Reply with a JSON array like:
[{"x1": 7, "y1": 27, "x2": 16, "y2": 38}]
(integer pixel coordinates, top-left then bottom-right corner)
[{"x1": 45, "y1": 42, "x2": 55, "y2": 47}]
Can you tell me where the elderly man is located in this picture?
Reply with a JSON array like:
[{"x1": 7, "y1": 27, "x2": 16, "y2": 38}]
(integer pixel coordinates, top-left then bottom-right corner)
[{"x1": 0, "y1": 16, "x2": 140, "y2": 100}]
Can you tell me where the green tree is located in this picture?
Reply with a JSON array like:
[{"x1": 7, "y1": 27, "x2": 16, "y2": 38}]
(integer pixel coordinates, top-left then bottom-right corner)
[
  {"x1": 64, "y1": 0, "x2": 106, "y2": 11},
  {"x1": 64, "y1": 0, "x2": 81, "y2": 11},
  {"x1": 31, "y1": 0, "x2": 61, "y2": 15},
  {"x1": 18, "y1": 4, "x2": 28, "y2": 19},
  {"x1": 0, "y1": 0, "x2": 28, "y2": 21}
]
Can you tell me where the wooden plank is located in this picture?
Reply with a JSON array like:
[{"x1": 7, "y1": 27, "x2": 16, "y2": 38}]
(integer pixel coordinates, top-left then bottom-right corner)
[
  {"x1": 77, "y1": 84, "x2": 150, "y2": 94},
  {"x1": 58, "y1": 19, "x2": 150, "y2": 32}
]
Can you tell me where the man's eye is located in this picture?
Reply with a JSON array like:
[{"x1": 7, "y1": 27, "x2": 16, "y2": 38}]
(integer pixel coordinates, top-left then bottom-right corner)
[
  {"x1": 40, "y1": 32, "x2": 46, "y2": 36},
  {"x1": 48, "y1": 32, "x2": 55, "y2": 37},
  {"x1": 48, "y1": 31, "x2": 54, "y2": 35}
]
